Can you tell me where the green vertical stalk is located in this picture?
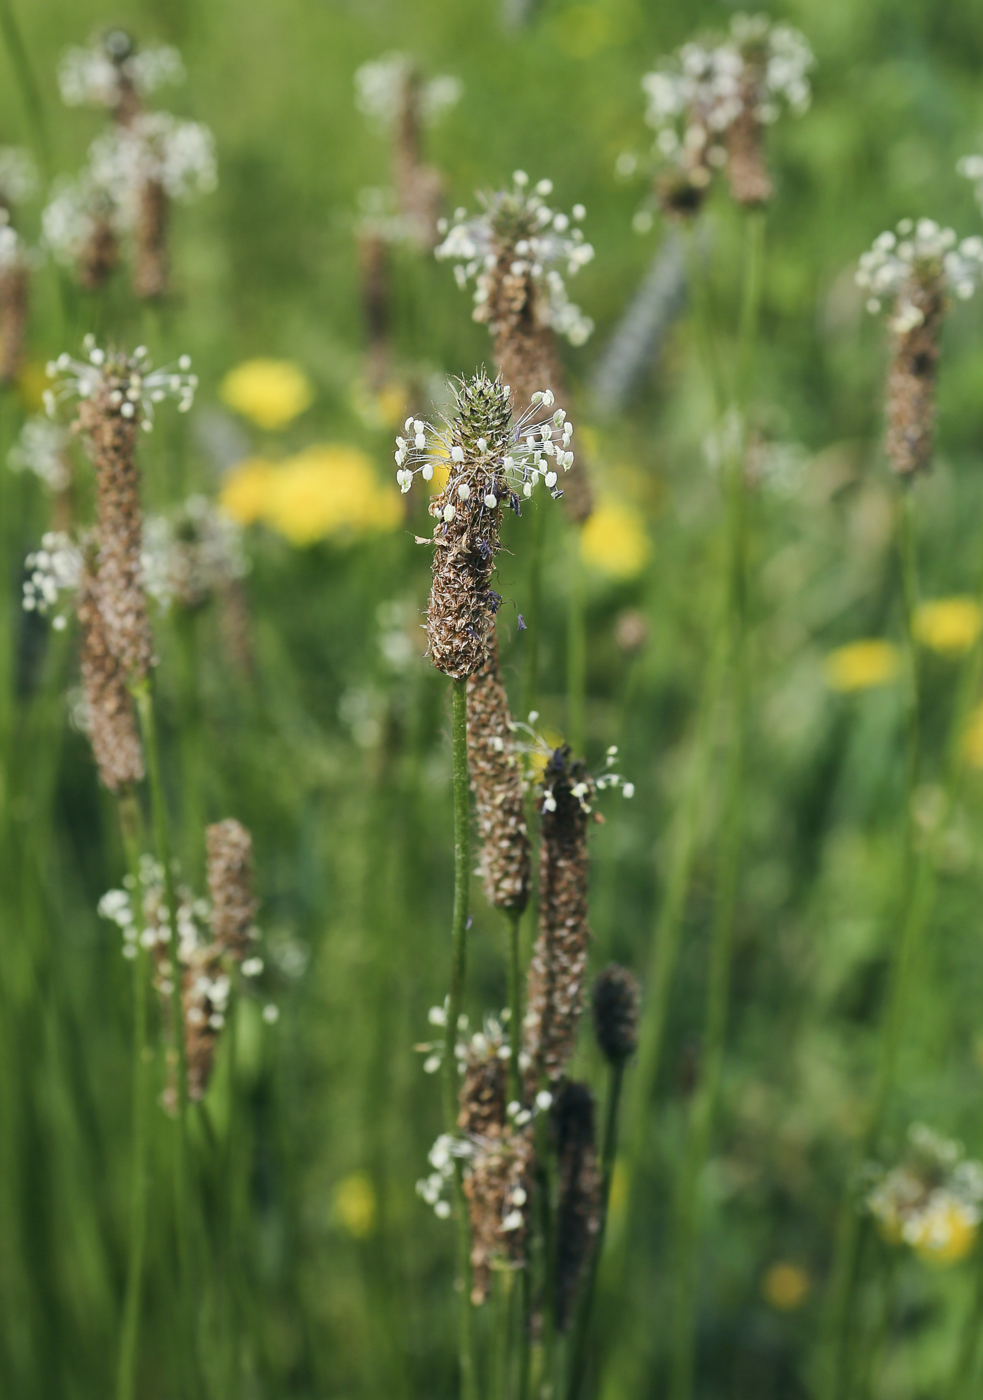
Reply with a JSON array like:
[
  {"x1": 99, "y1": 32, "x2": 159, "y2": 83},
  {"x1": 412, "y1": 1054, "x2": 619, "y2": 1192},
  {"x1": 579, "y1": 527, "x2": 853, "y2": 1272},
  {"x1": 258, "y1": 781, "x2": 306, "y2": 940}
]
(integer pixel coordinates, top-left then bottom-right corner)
[
  {"x1": 522, "y1": 500, "x2": 548, "y2": 722},
  {"x1": 565, "y1": 1058, "x2": 625, "y2": 1400},
  {"x1": 819, "y1": 487, "x2": 923, "y2": 1400},
  {"x1": 175, "y1": 610, "x2": 204, "y2": 879},
  {"x1": 132, "y1": 678, "x2": 199, "y2": 1398},
  {"x1": 507, "y1": 908, "x2": 523, "y2": 1108},
  {"x1": 567, "y1": 526, "x2": 587, "y2": 755},
  {"x1": 116, "y1": 789, "x2": 151, "y2": 1400},
  {"x1": 0, "y1": 0, "x2": 51, "y2": 178},
  {"x1": 444, "y1": 678, "x2": 477, "y2": 1400}
]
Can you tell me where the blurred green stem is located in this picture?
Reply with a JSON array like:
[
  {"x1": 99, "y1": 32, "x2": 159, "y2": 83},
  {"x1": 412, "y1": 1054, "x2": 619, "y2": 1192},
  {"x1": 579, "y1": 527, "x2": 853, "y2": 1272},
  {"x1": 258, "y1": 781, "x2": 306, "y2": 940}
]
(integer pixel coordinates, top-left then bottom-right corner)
[
  {"x1": 565, "y1": 1058, "x2": 625, "y2": 1400},
  {"x1": 444, "y1": 678, "x2": 477, "y2": 1400},
  {"x1": 522, "y1": 499, "x2": 548, "y2": 722},
  {"x1": 116, "y1": 790, "x2": 150, "y2": 1400},
  {"x1": 175, "y1": 609, "x2": 204, "y2": 879},
  {"x1": 0, "y1": 0, "x2": 51, "y2": 178},
  {"x1": 507, "y1": 908, "x2": 523, "y2": 1107},
  {"x1": 133, "y1": 678, "x2": 199, "y2": 1398},
  {"x1": 567, "y1": 526, "x2": 586, "y2": 755}
]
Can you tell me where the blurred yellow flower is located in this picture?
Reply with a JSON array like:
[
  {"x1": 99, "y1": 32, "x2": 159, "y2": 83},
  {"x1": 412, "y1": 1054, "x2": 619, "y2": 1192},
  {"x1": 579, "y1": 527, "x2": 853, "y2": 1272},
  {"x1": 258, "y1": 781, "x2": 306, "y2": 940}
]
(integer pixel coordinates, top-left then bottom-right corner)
[
  {"x1": 913, "y1": 597, "x2": 982, "y2": 655},
  {"x1": 762, "y1": 1262, "x2": 811, "y2": 1312},
  {"x1": 824, "y1": 640, "x2": 900, "y2": 693},
  {"x1": 580, "y1": 502, "x2": 651, "y2": 580},
  {"x1": 265, "y1": 445, "x2": 402, "y2": 545},
  {"x1": 332, "y1": 1171, "x2": 377, "y2": 1239},
  {"x1": 910, "y1": 1198, "x2": 977, "y2": 1265},
  {"x1": 17, "y1": 360, "x2": 50, "y2": 413},
  {"x1": 220, "y1": 359, "x2": 314, "y2": 430},
  {"x1": 219, "y1": 457, "x2": 278, "y2": 525},
  {"x1": 963, "y1": 703, "x2": 983, "y2": 769},
  {"x1": 527, "y1": 726, "x2": 566, "y2": 780}
]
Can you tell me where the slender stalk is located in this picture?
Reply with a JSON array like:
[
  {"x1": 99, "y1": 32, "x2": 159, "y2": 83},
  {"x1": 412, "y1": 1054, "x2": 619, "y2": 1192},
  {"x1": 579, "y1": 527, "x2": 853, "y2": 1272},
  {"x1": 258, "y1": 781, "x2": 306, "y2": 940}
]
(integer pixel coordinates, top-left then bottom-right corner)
[
  {"x1": 518, "y1": 1257, "x2": 532, "y2": 1400},
  {"x1": 819, "y1": 486, "x2": 922, "y2": 1400},
  {"x1": 507, "y1": 908, "x2": 523, "y2": 1108},
  {"x1": 492, "y1": 1268, "x2": 514, "y2": 1400},
  {"x1": 175, "y1": 610, "x2": 204, "y2": 880},
  {"x1": 132, "y1": 678, "x2": 199, "y2": 1398},
  {"x1": 0, "y1": 0, "x2": 51, "y2": 178},
  {"x1": 444, "y1": 678, "x2": 477, "y2": 1400},
  {"x1": 949, "y1": 1246, "x2": 983, "y2": 1399},
  {"x1": 522, "y1": 499, "x2": 548, "y2": 722},
  {"x1": 116, "y1": 789, "x2": 150, "y2": 1400},
  {"x1": 567, "y1": 527, "x2": 587, "y2": 755},
  {"x1": 565, "y1": 1059, "x2": 625, "y2": 1400}
]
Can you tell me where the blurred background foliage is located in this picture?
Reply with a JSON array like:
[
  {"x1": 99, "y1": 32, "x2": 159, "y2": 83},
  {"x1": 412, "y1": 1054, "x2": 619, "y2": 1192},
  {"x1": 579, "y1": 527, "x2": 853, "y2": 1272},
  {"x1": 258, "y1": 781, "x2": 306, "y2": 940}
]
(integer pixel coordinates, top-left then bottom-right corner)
[{"x1": 6, "y1": 0, "x2": 983, "y2": 1397}]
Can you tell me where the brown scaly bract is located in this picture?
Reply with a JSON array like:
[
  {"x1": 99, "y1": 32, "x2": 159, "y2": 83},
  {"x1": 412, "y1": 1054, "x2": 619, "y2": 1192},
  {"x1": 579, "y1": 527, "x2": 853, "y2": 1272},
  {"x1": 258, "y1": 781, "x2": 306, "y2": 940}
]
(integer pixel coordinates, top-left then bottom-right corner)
[
  {"x1": 75, "y1": 370, "x2": 153, "y2": 681},
  {"x1": 885, "y1": 274, "x2": 946, "y2": 478},
  {"x1": 552, "y1": 1080, "x2": 601, "y2": 1331},
  {"x1": 75, "y1": 564, "x2": 145, "y2": 792},
  {"x1": 466, "y1": 625, "x2": 531, "y2": 912},
  {"x1": 458, "y1": 1033, "x2": 534, "y2": 1305},
  {"x1": 206, "y1": 818, "x2": 258, "y2": 960},
  {"x1": 426, "y1": 374, "x2": 512, "y2": 679},
  {"x1": 523, "y1": 747, "x2": 595, "y2": 1090},
  {"x1": 133, "y1": 177, "x2": 168, "y2": 300},
  {"x1": 724, "y1": 42, "x2": 773, "y2": 207}
]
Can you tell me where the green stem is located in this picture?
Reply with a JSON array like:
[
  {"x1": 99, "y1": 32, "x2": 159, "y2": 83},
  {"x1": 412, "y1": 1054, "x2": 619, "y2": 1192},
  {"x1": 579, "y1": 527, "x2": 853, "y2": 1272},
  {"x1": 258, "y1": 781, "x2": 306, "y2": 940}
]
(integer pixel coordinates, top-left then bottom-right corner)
[
  {"x1": 565, "y1": 1059, "x2": 625, "y2": 1400},
  {"x1": 518, "y1": 1257, "x2": 532, "y2": 1400},
  {"x1": 522, "y1": 499, "x2": 548, "y2": 722},
  {"x1": 132, "y1": 678, "x2": 198, "y2": 1397},
  {"x1": 949, "y1": 1245, "x2": 983, "y2": 1399},
  {"x1": 444, "y1": 677, "x2": 477, "y2": 1400},
  {"x1": 116, "y1": 789, "x2": 150, "y2": 1400},
  {"x1": 507, "y1": 908, "x2": 523, "y2": 1108},
  {"x1": 567, "y1": 526, "x2": 587, "y2": 755},
  {"x1": 176, "y1": 609, "x2": 204, "y2": 880},
  {"x1": 0, "y1": 0, "x2": 51, "y2": 178}
]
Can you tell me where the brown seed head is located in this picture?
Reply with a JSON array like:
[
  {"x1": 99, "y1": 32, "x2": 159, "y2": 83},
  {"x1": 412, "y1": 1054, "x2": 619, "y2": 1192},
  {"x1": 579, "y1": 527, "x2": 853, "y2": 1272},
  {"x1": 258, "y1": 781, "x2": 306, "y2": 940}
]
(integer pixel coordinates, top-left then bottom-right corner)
[
  {"x1": 75, "y1": 563, "x2": 145, "y2": 792},
  {"x1": 206, "y1": 818, "x2": 257, "y2": 960},
  {"x1": 466, "y1": 626, "x2": 531, "y2": 912},
  {"x1": 133, "y1": 177, "x2": 169, "y2": 300},
  {"x1": 523, "y1": 748, "x2": 594, "y2": 1088},
  {"x1": 0, "y1": 258, "x2": 28, "y2": 384},
  {"x1": 592, "y1": 964, "x2": 641, "y2": 1065},
  {"x1": 552, "y1": 1080, "x2": 601, "y2": 1330},
  {"x1": 885, "y1": 273, "x2": 946, "y2": 477}
]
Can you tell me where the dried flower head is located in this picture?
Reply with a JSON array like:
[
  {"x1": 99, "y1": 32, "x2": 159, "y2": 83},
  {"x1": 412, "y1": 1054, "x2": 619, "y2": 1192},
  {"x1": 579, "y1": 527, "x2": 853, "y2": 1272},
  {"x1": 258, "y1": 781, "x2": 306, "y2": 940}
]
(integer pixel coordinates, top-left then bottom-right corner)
[
  {"x1": 856, "y1": 220, "x2": 983, "y2": 475},
  {"x1": 75, "y1": 563, "x2": 145, "y2": 792},
  {"x1": 10, "y1": 419, "x2": 73, "y2": 495},
  {"x1": 643, "y1": 14, "x2": 812, "y2": 211},
  {"x1": 355, "y1": 53, "x2": 462, "y2": 130},
  {"x1": 867, "y1": 1123, "x2": 983, "y2": 1265},
  {"x1": 42, "y1": 173, "x2": 122, "y2": 290},
  {"x1": 0, "y1": 214, "x2": 30, "y2": 382},
  {"x1": 206, "y1": 818, "x2": 258, "y2": 961},
  {"x1": 552, "y1": 1080, "x2": 601, "y2": 1330},
  {"x1": 58, "y1": 33, "x2": 184, "y2": 121},
  {"x1": 396, "y1": 373, "x2": 571, "y2": 677},
  {"x1": 142, "y1": 495, "x2": 249, "y2": 612},
  {"x1": 592, "y1": 964, "x2": 641, "y2": 1064},
  {"x1": 466, "y1": 625, "x2": 531, "y2": 912},
  {"x1": 457, "y1": 1026, "x2": 534, "y2": 1304},
  {"x1": 437, "y1": 173, "x2": 594, "y2": 349},
  {"x1": 0, "y1": 147, "x2": 37, "y2": 208}
]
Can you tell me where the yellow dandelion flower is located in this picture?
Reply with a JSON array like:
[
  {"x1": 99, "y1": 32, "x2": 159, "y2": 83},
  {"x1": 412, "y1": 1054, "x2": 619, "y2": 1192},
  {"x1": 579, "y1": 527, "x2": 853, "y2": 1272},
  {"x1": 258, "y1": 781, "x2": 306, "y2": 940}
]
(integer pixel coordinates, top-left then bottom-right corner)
[
  {"x1": 219, "y1": 457, "x2": 278, "y2": 525},
  {"x1": 824, "y1": 640, "x2": 901, "y2": 693},
  {"x1": 220, "y1": 359, "x2": 314, "y2": 430},
  {"x1": 580, "y1": 501, "x2": 651, "y2": 580},
  {"x1": 762, "y1": 1262, "x2": 811, "y2": 1312},
  {"x1": 913, "y1": 597, "x2": 982, "y2": 656},
  {"x1": 910, "y1": 1198, "x2": 977, "y2": 1265},
  {"x1": 265, "y1": 445, "x2": 402, "y2": 546},
  {"x1": 332, "y1": 1171, "x2": 377, "y2": 1239}
]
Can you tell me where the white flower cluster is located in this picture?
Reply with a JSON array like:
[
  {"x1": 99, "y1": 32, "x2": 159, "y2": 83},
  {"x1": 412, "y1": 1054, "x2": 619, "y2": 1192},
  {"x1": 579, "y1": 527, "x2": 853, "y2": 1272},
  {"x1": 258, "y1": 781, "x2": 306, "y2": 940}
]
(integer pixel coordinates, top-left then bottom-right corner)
[
  {"x1": 58, "y1": 36, "x2": 184, "y2": 108},
  {"x1": 45, "y1": 336, "x2": 198, "y2": 431},
  {"x1": 41, "y1": 172, "x2": 113, "y2": 268},
  {"x1": 0, "y1": 146, "x2": 37, "y2": 206},
  {"x1": 867, "y1": 1124, "x2": 983, "y2": 1259},
  {"x1": 435, "y1": 172, "x2": 595, "y2": 346},
  {"x1": 142, "y1": 495, "x2": 249, "y2": 611},
  {"x1": 354, "y1": 52, "x2": 462, "y2": 129},
  {"x1": 0, "y1": 211, "x2": 27, "y2": 272},
  {"x1": 513, "y1": 726, "x2": 635, "y2": 813},
  {"x1": 958, "y1": 152, "x2": 983, "y2": 213},
  {"x1": 22, "y1": 532, "x2": 83, "y2": 627},
  {"x1": 9, "y1": 418, "x2": 72, "y2": 493},
  {"x1": 642, "y1": 14, "x2": 812, "y2": 165},
  {"x1": 89, "y1": 112, "x2": 217, "y2": 209},
  {"x1": 855, "y1": 219, "x2": 983, "y2": 324},
  {"x1": 395, "y1": 388, "x2": 575, "y2": 513}
]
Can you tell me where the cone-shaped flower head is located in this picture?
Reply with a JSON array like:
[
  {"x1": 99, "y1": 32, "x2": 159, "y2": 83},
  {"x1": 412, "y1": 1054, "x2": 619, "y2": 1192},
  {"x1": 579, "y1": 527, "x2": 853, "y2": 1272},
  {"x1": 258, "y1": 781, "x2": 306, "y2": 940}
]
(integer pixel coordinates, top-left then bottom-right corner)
[
  {"x1": 592, "y1": 964, "x2": 641, "y2": 1065},
  {"x1": 552, "y1": 1080, "x2": 601, "y2": 1331},
  {"x1": 206, "y1": 818, "x2": 258, "y2": 961},
  {"x1": 396, "y1": 372, "x2": 572, "y2": 678},
  {"x1": 856, "y1": 220, "x2": 983, "y2": 476},
  {"x1": 75, "y1": 558, "x2": 146, "y2": 792},
  {"x1": 0, "y1": 213, "x2": 30, "y2": 382},
  {"x1": 59, "y1": 31, "x2": 184, "y2": 124},
  {"x1": 643, "y1": 14, "x2": 812, "y2": 212}
]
